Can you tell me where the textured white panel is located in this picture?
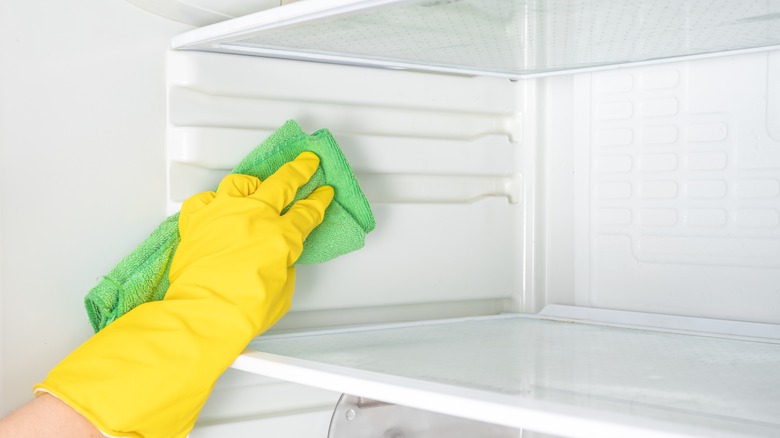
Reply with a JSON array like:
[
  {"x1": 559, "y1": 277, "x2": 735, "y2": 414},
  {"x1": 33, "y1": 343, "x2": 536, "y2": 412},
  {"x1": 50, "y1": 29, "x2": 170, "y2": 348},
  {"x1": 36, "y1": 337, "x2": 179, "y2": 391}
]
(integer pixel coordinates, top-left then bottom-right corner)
[
  {"x1": 167, "y1": 50, "x2": 526, "y2": 321},
  {"x1": 575, "y1": 50, "x2": 780, "y2": 324}
]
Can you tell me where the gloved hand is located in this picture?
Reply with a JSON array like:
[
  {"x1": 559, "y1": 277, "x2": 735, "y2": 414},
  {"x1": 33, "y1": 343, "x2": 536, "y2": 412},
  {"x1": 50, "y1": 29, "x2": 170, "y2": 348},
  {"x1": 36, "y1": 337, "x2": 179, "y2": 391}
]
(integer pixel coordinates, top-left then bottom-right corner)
[{"x1": 34, "y1": 152, "x2": 334, "y2": 438}]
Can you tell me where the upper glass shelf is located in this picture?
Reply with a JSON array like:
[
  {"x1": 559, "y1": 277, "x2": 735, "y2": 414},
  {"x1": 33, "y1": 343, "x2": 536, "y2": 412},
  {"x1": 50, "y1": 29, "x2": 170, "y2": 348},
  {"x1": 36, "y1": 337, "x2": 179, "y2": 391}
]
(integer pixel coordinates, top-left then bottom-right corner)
[{"x1": 172, "y1": 0, "x2": 780, "y2": 78}]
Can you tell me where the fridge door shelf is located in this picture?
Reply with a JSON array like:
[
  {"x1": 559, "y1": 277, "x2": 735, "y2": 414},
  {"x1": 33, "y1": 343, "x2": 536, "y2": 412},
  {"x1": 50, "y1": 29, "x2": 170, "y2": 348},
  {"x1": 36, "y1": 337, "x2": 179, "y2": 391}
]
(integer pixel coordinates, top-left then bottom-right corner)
[
  {"x1": 171, "y1": 0, "x2": 780, "y2": 79},
  {"x1": 235, "y1": 306, "x2": 780, "y2": 438}
]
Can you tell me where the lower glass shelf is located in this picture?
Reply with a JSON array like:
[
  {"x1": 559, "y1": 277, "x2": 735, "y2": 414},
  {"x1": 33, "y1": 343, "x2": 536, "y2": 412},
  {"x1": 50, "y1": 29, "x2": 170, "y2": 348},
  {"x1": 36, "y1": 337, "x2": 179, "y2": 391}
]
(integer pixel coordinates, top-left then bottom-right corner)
[{"x1": 237, "y1": 308, "x2": 780, "y2": 437}]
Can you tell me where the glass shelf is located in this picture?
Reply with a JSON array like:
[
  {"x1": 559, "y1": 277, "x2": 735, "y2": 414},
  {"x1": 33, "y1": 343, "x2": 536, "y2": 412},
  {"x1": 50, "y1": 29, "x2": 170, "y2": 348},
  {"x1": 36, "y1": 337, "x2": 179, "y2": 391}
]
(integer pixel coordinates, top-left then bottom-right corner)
[
  {"x1": 173, "y1": 0, "x2": 780, "y2": 78},
  {"x1": 236, "y1": 310, "x2": 780, "y2": 437}
]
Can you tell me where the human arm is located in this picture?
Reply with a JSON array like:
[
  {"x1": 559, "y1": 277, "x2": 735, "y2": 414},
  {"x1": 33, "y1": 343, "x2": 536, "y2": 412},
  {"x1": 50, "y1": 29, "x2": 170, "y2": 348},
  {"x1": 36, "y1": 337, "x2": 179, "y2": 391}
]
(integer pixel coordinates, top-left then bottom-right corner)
[
  {"x1": 0, "y1": 394, "x2": 103, "y2": 438},
  {"x1": 0, "y1": 152, "x2": 332, "y2": 437}
]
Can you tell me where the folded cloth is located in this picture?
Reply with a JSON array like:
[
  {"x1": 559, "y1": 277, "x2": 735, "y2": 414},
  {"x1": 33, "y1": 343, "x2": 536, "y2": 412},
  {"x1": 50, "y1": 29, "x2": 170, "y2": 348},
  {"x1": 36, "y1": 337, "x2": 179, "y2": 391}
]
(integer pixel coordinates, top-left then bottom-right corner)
[{"x1": 84, "y1": 120, "x2": 375, "y2": 332}]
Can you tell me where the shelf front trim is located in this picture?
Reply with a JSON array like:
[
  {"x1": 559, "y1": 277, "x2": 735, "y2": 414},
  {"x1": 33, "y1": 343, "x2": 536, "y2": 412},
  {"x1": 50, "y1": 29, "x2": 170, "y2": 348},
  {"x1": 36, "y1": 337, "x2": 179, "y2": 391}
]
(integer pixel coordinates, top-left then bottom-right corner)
[{"x1": 232, "y1": 347, "x2": 726, "y2": 438}]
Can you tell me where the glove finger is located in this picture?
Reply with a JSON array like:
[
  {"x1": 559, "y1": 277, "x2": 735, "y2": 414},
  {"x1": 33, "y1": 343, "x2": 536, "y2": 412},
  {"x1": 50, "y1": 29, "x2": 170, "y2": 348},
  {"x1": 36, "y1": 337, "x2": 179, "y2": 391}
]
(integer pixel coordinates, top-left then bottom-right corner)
[
  {"x1": 179, "y1": 191, "x2": 216, "y2": 234},
  {"x1": 216, "y1": 174, "x2": 262, "y2": 198},
  {"x1": 250, "y1": 152, "x2": 320, "y2": 213},
  {"x1": 284, "y1": 186, "x2": 335, "y2": 241}
]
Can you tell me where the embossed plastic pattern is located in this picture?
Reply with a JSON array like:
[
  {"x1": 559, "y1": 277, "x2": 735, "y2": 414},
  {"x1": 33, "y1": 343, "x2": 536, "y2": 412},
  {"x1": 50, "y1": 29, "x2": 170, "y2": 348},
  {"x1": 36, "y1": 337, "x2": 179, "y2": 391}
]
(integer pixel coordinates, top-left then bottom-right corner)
[{"x1": 573, "y1": 50, "x2": 780, "y2": 324}]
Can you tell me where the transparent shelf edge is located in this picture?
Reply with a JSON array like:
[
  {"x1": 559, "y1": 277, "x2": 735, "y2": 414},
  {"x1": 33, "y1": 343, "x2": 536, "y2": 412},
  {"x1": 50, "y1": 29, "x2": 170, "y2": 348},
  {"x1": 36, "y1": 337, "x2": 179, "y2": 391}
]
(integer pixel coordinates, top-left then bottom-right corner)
[
  {"x1": 232, "y1": 345, "x2": 742, "y2": 438},
  {"x1": 180, "y1": 43, "x2": 780, "y2": 80},
  {"x1": 234, "y1": 309, "x2": 780, "y2": 438}
]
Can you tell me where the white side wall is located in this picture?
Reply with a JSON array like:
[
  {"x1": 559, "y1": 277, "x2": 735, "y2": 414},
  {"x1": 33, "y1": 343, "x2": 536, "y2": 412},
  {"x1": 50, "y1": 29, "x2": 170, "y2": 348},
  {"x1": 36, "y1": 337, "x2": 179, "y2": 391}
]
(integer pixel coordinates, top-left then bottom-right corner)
[{"x1": 0, "y1": 0, "x2": 188, "y2": 414}]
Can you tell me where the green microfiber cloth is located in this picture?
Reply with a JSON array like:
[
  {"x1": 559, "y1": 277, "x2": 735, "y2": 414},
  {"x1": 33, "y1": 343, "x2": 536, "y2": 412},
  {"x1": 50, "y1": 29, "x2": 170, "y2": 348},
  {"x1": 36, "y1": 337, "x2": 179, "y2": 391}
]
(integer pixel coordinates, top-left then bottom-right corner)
[{"x1": 84, "y1": 120, "x2": 375, "y2": 333}]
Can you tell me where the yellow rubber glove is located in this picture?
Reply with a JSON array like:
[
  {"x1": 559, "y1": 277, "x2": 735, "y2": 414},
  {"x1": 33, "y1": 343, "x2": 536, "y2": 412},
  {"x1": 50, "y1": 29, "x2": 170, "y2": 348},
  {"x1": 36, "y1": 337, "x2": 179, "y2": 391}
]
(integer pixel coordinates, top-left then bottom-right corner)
[{"x1": 34, "y1": 152, "x2": 334, "y2": 438}]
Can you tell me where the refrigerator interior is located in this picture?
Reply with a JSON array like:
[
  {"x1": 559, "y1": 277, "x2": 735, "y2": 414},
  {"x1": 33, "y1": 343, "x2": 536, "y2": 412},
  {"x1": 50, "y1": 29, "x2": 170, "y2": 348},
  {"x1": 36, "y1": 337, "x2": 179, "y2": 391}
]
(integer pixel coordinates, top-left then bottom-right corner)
[{"x1": 2, "y1": 0, "x2": 780, "y2": 437}]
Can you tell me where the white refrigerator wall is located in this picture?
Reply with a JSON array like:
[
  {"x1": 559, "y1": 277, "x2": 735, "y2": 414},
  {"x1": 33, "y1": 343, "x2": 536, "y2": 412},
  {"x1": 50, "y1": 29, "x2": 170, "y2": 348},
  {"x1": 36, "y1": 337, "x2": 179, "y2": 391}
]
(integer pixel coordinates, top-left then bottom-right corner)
[
  {"x1": 0, "y1": 0, "x2": 189, "y2": 415},
  {"x1": 568, "y1": 52, "x2": 780, "y2": 323},
  {"x1": 2, "y1": 0, "x2": 780, "y2": 436},
  {"x1": 165, "y1": 50, "x2": 533, "y2": 330}
]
